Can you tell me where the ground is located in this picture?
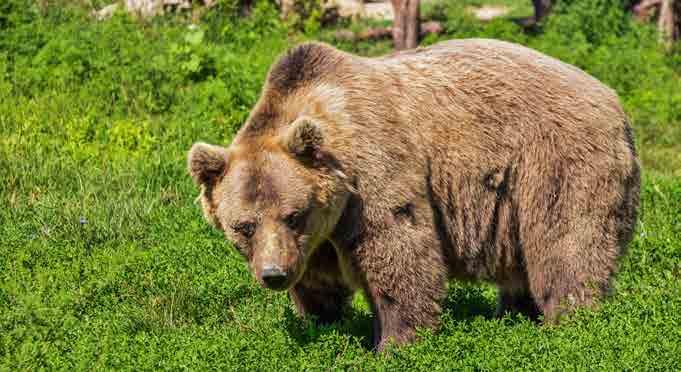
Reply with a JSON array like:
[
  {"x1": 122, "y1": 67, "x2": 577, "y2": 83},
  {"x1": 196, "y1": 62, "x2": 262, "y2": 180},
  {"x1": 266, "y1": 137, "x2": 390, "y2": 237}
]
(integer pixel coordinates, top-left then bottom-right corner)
[{"x1": 0, "y1": 0, "x2": 680, "y2": 369}]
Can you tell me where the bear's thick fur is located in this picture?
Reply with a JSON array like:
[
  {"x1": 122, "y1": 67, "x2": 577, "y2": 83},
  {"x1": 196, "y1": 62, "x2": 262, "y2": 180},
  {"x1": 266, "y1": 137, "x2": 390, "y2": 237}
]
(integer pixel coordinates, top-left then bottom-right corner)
[{"x1": 188, "y1": 39, "x2": 640, "y2": 351}]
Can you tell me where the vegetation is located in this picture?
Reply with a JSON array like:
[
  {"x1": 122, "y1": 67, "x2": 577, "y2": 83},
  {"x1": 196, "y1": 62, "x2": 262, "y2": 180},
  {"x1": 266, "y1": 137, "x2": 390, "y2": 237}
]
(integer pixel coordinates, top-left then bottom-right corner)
[{"x1": 1, "y1": 0, "x2": 680, "y2": 369}]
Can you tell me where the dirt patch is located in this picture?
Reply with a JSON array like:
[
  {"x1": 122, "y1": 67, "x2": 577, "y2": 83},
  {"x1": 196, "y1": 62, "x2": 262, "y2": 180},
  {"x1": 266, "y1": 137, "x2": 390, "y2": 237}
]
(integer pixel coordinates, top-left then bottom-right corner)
[
  {"x1": 467, "y1": 5, "x2": 511, "y2": 21},
  {"x1": 364, "y1": 1, "x2": 394, "y2": 20}
]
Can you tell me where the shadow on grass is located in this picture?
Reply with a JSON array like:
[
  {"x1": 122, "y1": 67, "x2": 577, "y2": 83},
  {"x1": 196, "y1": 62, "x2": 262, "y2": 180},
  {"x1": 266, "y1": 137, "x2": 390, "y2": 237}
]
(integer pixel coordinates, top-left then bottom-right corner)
[
  {"x1": 283, "y1": 305, "x2": 375, "y2": 350},
  {"x1": 283, "y1": 283, "x2": 532, "y2": 350},
  {"x1": 441, "y1": 284, "x2": 541, "y2": 327},
  {"x1": 441, "y1": 284, "x2": 497, "y2": 322}
]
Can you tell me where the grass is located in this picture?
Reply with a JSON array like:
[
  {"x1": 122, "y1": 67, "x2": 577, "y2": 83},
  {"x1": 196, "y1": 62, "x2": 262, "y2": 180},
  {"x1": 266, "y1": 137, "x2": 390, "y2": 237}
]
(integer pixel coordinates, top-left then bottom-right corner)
[{"x1": 1, "y1": 0, "x2": 680, "y2": 369}]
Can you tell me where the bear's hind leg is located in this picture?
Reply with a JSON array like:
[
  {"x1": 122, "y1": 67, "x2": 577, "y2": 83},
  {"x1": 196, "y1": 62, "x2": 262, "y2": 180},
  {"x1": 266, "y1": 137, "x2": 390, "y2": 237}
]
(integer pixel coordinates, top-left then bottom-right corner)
[{"x1": 523, "y1": 226, "x2": 617, "y2": 323}]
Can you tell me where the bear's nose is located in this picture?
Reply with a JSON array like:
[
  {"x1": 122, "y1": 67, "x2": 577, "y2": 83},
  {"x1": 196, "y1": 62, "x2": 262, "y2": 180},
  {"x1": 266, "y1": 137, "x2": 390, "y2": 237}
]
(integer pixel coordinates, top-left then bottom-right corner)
[{"x1": 261, "y1": 265, "x2": 288, "y2": 290}]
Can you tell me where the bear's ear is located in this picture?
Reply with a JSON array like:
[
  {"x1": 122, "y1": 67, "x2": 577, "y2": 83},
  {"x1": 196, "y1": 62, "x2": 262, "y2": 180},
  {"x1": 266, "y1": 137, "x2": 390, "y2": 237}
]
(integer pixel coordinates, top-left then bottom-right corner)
[
  {"x1": 281, "y1": 116, "x2": 324, "y2": 162},
  {"x1": 187, "y1": 142, "x2": 228, "y2": 188}
]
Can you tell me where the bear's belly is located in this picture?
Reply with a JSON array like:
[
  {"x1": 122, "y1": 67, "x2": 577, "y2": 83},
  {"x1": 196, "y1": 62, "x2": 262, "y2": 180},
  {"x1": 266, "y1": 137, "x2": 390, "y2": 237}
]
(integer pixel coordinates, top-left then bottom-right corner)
[{"x1": 431, "y1": 167, "x2": 525, "y2": 285}]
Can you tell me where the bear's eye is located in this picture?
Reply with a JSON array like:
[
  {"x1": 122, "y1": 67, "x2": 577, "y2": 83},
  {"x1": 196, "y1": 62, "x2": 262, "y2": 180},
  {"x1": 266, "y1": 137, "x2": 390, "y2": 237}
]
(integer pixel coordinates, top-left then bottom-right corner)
[
  {"x1": 232, "y1": 221, "x2": 256, "y2": 239},
  {"x1": 284, "y1": 210, "x2": 307, "y2": 231}
]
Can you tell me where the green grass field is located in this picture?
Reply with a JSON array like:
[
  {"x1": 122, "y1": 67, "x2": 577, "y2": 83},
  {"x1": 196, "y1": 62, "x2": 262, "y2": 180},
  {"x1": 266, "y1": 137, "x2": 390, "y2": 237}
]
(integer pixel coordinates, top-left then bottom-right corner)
[{"x1": 1, "y1": 0, "x2": 680, "y2": 369}]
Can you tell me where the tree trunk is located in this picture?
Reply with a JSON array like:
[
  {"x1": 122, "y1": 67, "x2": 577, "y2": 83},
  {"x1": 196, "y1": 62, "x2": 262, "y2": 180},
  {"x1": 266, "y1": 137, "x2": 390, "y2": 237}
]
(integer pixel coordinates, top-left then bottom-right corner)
[
  {"x1": 532, "y1": 0, "x2": 552, "y2": 22},
  {"x1": 658, "y1": 0, "x2": 680, "y2": 46},
  {"x1": 633, "y1": 0, "x2": 680, "y2": 46},
  {"x1": 391, "y1": 0, "x2": 420, "y2": 50},
  {"x1": 405, "y1": 0, "x2": 420, "y2": 49},
  {"x1": 514, "y1": 0, "x2": 552, "y2": 27},
  {"x1": 391, "y1": 0, "x2": 406, "y2": 50}
]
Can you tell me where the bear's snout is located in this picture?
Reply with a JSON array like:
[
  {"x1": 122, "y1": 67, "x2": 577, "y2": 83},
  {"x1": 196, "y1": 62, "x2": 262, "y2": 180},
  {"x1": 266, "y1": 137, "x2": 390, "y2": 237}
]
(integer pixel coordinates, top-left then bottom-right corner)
[{"x1": 251, "y1": 225, "x2": 301, "y2": 291}]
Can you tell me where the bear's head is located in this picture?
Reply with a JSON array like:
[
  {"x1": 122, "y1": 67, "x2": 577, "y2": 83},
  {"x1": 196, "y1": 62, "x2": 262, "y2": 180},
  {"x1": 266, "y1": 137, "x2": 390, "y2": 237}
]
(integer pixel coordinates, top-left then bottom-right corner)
[{"x1": 188, "y1": 117, "x2": 353, "y2": 291}]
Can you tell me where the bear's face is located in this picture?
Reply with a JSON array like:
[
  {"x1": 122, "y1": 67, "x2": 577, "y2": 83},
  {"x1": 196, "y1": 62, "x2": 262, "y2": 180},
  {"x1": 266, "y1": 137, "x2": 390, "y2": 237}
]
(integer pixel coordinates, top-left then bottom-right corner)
[{"x1": 188, "y1": 117, "x2": 351, "y2": 291}]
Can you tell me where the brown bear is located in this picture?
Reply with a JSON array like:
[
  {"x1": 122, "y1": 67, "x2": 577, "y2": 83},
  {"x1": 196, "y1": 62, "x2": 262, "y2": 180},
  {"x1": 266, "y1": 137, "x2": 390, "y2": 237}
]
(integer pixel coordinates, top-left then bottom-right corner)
[{"x1": 188, "y1": 39, "x2": 640, "y2": 351}]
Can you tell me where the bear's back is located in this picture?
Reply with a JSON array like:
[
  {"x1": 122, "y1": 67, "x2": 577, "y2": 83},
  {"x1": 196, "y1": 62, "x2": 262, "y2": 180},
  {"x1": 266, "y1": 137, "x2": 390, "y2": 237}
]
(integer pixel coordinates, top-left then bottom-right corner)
[{"x1": 368, "y1": 38, "x2": 625, "y2": 135}]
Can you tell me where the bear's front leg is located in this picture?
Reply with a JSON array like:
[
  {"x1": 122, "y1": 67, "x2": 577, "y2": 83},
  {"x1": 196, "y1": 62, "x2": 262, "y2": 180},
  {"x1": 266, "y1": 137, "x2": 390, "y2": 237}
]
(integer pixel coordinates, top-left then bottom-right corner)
[
  {"x1": 288, "y1": 241, "x2": 353, "y2": 324},
  {"x1": 355, "y1": 212, "x2": 448, "y2": 351}
]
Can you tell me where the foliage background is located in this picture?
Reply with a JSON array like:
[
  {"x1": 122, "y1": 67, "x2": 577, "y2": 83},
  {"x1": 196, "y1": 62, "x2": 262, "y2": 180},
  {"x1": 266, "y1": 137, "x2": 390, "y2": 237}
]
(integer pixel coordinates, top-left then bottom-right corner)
[{"x1": 1, "y1": 0, "x2": 680, "y2": 369}]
